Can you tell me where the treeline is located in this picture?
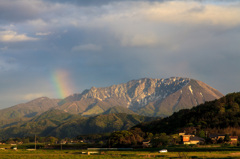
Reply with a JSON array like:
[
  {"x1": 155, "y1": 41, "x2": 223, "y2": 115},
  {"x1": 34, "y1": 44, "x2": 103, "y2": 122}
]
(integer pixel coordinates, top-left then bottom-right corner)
[
  {"x1": 108, "y1": 128, "x2": 181, "y2": 148},
  {"x1": 2, "y1": 136, "x2": 63, "y2": 144}
]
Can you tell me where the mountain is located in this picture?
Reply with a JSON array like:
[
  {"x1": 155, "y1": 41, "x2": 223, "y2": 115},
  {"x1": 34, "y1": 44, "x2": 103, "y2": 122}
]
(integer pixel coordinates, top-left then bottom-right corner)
[
  {"x1": 0, "y1": 110, "x2": 156, "y2": 139},
  {"x1": 0, "y1": 97, "x2": 60, "y2": 120},
  {"x1": 0, "y1": 77, "x2": 223, "y2": 139},
  {"x1": 46, "y1": 113, "x2": 156, "y2": 138},
  {"x1": 102, "y1": 106, "x2": 136, "y2": 115},
  {"x1": 57, "y1": 77, "x2": 223, "y2": 117},
  {"x1": 0, "y1": 109, "x2": 82, "y2": 139},
  {"x1": 135, "y1": 92, "x2": 240, "y2": 135},
  {"x1": 0, "y1": 97, "x2": 61, "y2": 128}
]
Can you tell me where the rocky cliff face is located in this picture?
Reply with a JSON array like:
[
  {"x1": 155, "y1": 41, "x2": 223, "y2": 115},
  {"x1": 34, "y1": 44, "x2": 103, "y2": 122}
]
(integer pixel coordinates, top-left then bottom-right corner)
[{"x1": 58, "y1": 77, "x2": 223, "y2": 117}]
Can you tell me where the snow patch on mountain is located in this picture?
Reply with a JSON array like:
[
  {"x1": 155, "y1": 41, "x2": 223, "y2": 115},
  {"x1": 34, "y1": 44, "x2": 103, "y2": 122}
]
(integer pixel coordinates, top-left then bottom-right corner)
[{"x1": 188, "y1": 85, "x2": 193, "y2": 95}]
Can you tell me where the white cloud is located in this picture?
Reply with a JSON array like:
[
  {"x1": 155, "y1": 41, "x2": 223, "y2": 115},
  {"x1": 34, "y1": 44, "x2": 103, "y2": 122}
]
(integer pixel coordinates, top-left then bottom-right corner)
[
  {"x1": 120, "y1": 34, "x2": 159, "y2": 47},
  {"x1": 67, "y1": 1, "x2": 240, "y2": 47},
  {"x1": 141, "y1": 1, "x2": 240, "y2": 27},
  {"x1": 36, "y1": 32, "x2": 52, "y2": 36},
  {"x1": 72, "y1": 44, "x2": 102, "y2": 51},
  {"x1": 0, "y1": 30, "x2": 38, "y2": 42}
]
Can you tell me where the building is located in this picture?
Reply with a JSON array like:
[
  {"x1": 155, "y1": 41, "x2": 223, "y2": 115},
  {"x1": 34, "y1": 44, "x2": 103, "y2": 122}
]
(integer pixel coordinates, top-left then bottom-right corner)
[
  {"x1": 189, "y1": 136, "x2": 205, "y2": 145},
  {"x1": 209, "y1": 134, "x2": 225, "y2": 141},
  {"x1": 230, "y1": 136, "x2": 238, "y2": 145},
  {"x1": 142, "y1": 140, "x2": 151, "y2": 148},
  {"x1": 179, "y1": 133, "x2": 205, "y2": 145}
]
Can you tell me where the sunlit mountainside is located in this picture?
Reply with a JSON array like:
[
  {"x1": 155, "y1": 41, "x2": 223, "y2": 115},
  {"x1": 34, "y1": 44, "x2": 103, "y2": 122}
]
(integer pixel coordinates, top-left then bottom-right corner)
[
  {"x1": 57, "y1": 77, "x2": 223, "y2": 117},
  {"x1": 0, "y1": 77, "x2": 223, "y2": 139}
]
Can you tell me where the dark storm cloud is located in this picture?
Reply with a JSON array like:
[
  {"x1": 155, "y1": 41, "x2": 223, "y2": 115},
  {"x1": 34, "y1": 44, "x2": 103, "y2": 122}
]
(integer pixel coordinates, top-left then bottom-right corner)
[{"x1": 0, "y1": 0, "x2": 45, "y2": 23}]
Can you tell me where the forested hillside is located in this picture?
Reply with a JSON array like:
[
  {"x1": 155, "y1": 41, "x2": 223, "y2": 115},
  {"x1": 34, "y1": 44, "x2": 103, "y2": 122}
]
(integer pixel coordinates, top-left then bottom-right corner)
[
  {"x1": 135, "y1": 92, "x2": 240, "y2": 135},
  {"x1": 0, "y1": 110, "x2": 156, "y2": 139}
]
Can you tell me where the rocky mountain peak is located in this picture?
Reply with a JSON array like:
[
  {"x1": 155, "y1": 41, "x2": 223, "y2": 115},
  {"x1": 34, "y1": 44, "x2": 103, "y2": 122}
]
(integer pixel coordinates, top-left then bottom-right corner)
[{"x1": 57, "y1": 77, "x2": 223, "y2": 117}]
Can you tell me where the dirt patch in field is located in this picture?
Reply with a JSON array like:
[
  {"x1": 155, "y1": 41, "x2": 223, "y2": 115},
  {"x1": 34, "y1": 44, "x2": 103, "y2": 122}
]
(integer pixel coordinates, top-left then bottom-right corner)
[{"x1": 230, "y1": 152, "x2": 240, "y2": 156}]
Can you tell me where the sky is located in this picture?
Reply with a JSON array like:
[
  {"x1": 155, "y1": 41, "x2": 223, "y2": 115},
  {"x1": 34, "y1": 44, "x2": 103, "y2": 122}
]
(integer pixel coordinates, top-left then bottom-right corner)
[{"x1": 0, "y1": 0, "x2": 240, "y2": 109}]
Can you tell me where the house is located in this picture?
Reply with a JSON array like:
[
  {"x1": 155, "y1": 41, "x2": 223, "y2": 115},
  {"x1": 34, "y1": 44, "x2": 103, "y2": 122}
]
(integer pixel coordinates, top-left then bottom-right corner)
[
  {"x1": 182, "y1": 134, "x2": 193, "y2": 144},
  {"x1": 189, "y1": 136, "x2": 205, "y2": 145},
  {"x1": 179, "y1": 133, "x2": 193, "y2": 144},
  {"x1": 230, "y1": 136, "x2": 238, "y2": 145},
  {"x1": 209, "y1": 134, "x2": 233, "y2": 144},
  {"x1": 209, "y1": 134, "x2": 225, "y2": 141},
  {"x1": 142, "y1": 140, "x2": 151, "y2": 148},
  {"x1": 179, "y1": 133, "x2": 205, "y2": 145}
]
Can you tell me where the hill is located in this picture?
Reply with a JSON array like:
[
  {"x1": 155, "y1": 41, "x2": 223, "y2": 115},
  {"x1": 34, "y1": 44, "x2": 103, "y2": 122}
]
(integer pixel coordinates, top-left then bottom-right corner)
[
  {"x1": 0, "y1": 109, "x2": 81, "y2": 139},
  {"x1": 135, "y1": 92, "x2": 240, "y2": 135},
  {"x1": 49, "y1": 113, "x2": 155, "y2": 138},
  {"x1": 0, "y1": 110, "x2": 156, "y2": 139},
  {"x1": 0, "y1": 97, "x2": 61, "y2": 128}
]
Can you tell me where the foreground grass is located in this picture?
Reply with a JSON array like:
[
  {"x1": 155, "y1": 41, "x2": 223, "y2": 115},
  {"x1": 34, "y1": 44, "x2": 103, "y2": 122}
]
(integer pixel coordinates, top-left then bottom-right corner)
[{"x1": 1, "y1": 149, "x2": 240, "y2": 159}]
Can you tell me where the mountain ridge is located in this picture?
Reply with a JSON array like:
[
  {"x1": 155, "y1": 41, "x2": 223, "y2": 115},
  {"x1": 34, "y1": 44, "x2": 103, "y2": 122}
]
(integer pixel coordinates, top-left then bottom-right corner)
[
  {"x1": 57, "y1": 77, "x2": 223, "y2": 117},
  {"x1": 0, "y1": 77, "x2": 223, "y2": 127}
]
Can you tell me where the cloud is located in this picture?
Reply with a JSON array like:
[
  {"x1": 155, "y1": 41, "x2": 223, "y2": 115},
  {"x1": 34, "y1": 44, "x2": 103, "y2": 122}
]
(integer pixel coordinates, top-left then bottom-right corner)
[
  {"x1": 142, "y1": 1, "x2": 240, "y2": 27},
  {"x1": 72, "y1": 44, "x2": 102, "y2": 51},
  {"x1": 0, "y1": 0, "x2": 47, "y2": 22},
  {"x1": 0, "y1": 0, "x2": 240, "y2": 109},
  {"x1": 0, "y1": 30, "x2": 38, "y2": 42},
  {"x1": 120, "y1": 34, "x2": 159, "y2": 47},
  {"x1": 67, "y1": 1, "x2": 240, "y2": 48},
  {"x1": 36, "y1": 32, "x2": 52, "y2": 36}
]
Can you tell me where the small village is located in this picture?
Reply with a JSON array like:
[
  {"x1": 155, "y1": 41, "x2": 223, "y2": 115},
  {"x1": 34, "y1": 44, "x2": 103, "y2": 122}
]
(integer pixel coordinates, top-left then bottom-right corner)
[{"x1": 0, "y1": 129, "x2": 239, "y2": 151}]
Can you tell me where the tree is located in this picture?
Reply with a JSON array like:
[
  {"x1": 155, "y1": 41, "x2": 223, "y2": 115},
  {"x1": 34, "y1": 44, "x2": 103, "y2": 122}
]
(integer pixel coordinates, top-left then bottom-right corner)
[
  {"x1": 217, "y1": 138, "x2": 224, "y2": 144},
  {"x1": 146, "y1": 132, "x2": 153, "y2": 140},
  {"x1": 22, "y1": 138, "x2": 29, "y2": 143},
  {"x1": 197, "y1": 130, "x2": 206, "y2": 138},
  {"x1": 109, "y1": 130, "x2": 135, "y2": 147},
  {"x1": 151, "y1": 133, "x2": 170, "y2": 147},
  {"x1": 45, "y1": 136, "x2": 58, "y2": 144},
  {"x1": 224, "y1": 134, "x2": 230, "y2": 142},
  {"x1": 170, "y1": 134, "x2": 181, "y2": 145}
]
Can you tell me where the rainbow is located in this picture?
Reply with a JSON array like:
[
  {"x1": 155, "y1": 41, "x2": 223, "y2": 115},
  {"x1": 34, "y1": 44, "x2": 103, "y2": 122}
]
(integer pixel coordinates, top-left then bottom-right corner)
[{"x1": 52, "y1": 70, "x2": 74, "y2": 99}]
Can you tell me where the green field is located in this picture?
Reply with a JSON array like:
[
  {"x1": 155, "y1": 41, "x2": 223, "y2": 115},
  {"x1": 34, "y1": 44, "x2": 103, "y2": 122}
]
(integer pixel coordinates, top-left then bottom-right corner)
[{"x1": 1, "y1": 147, "x2": 240, "y2": 159}]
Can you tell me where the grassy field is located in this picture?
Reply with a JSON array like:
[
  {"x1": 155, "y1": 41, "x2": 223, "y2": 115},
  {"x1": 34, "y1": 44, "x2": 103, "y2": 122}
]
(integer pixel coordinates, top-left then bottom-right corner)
[{"x1": 1, "y1": 146, "x2": 240, "y2": 158}]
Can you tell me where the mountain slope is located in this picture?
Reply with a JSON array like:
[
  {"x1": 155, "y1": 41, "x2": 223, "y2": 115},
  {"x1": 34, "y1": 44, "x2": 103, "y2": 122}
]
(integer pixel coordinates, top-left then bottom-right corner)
[
  {"x1": 137, "y1": 79, "x2": 223, "y2": 116},
  {"x1": 0, "y1": 97, "x2": 61, "y2": 128},
  {"x1": 0, "y1": 111, "x2": 156, "y2": 139},
  {"x1": 0, "y1": 109, "x2": 84, "y2": 139},
  {"x1": 57, "y1": 77, "x2": 223, "y2": 117},
  {"x1": 48, "y1": 113, "x2": 156, "y2": 138},
  {"x1": 0, "y1": 97, "x2": 61, "y2": 120},
  {"x1": 102, "y1": 106, "x2": 136, "y2": 115},
  {"x1": 135, "y1": 92, "x2": 240, "y2": 134}
]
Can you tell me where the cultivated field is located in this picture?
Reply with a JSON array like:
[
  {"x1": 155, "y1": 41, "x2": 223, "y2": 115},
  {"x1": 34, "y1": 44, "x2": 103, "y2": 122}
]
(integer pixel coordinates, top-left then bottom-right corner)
[{"x1": 1, "y1": 147, "x2": 240, "y2": 159}]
